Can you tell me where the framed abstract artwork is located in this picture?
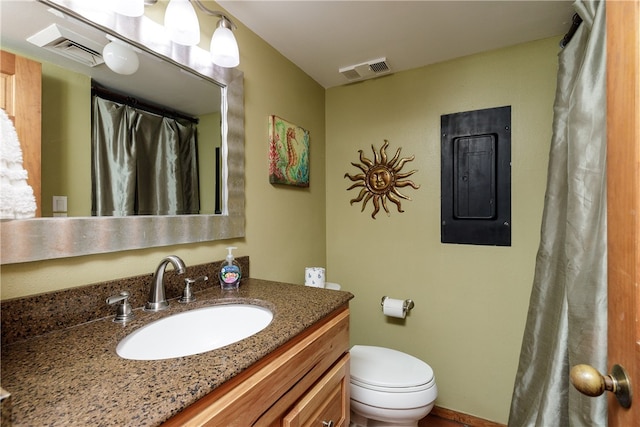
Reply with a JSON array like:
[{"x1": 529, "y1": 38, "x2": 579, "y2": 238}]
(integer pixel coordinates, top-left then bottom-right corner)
[{"x1": 268, "y1": 115, "x2": 310, "y2": 187}]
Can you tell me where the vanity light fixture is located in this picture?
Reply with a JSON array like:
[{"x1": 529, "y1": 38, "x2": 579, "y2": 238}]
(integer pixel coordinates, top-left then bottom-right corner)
[
  {"x1": 109, "y1": 0, "x2": 240, "y2": 68},
  {"x1": 163, "y1": 0, "x2": 240, "y2": 68},
  {"x1": 102, "y1": 35, "x2": 139, "y2": 75}
]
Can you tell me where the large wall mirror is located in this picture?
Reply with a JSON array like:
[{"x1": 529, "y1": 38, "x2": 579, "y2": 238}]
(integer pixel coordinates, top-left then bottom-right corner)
[{"x1": 0, "y1": 0, "x2": 245, "y2": 264}]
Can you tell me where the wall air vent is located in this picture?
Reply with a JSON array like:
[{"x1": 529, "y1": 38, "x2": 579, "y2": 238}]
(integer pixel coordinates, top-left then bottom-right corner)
[
  {"x1": 339, "y1": 57, "x2": 391, "y2": 82},
  {"x1": 27, "y1": 24, "x2": 105, "y2": 67}
]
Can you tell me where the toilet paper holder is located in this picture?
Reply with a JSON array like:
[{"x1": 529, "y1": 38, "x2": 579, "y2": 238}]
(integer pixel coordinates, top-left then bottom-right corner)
[{"x1": 381, "y1": 296, "x2": 415, "y2": 315}]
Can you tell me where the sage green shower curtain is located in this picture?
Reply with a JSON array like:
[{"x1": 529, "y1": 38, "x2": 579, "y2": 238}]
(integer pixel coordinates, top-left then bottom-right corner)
[
  {"x1": 508, "y1": 1, "x2": 607, "y2": 426},
  {"x1": 91, "y1": 95, "x2": 200, "y2": 216}
]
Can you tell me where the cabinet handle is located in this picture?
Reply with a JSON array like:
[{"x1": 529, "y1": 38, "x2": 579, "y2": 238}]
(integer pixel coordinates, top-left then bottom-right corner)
[{"x1": 322, "y1": 421, "x2": 334, "y2": 427}]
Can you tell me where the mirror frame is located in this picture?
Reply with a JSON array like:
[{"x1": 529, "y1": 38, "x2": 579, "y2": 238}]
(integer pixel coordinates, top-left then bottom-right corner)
[{"x1": 0, "y1": 0, "x2": 245, "y2": 264}]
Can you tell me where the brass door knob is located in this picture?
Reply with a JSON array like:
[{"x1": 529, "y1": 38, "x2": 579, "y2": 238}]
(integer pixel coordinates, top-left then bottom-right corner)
[{"x1": 570, "y1": 364, "x2": 632, "y2": 409}]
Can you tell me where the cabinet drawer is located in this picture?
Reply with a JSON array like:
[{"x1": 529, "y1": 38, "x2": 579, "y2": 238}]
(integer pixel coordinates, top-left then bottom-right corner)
[{"x1": 283, "y1": 353, "x2": 350, "y2": 427}]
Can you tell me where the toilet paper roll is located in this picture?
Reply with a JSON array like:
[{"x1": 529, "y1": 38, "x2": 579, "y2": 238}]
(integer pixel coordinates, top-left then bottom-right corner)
[
  {"x1": 304, "y1": 267, "x2": 325, "y2": 288},
  {"x1": 382, "y1": 297, "x2": 406, "y2": 319}
]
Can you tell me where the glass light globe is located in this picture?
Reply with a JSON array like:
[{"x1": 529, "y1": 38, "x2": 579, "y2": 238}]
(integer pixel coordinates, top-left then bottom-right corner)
[
  {"x1": 103, "y1": 41, "x2": 139, "y2": 75},
  {"x1": 210, "y1": 26, "x2": 239, "y2": 68},
  {"x1": 164, "y1": 0, "x2": 200, "y2": 46}
]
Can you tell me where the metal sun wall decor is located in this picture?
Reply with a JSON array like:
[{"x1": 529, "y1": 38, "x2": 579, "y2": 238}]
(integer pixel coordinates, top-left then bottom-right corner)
[
  {"x1": 268, "y1": 115, "x2": 310, "y2": 187},
  {"x1": 345, "y1": 140, "x2": 420, "y2": 219}
]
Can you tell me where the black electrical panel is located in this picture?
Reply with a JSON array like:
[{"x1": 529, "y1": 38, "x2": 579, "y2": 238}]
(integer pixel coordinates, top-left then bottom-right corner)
[{"x1": 441, "y1": 106, "x2": 511, "y2": 246}]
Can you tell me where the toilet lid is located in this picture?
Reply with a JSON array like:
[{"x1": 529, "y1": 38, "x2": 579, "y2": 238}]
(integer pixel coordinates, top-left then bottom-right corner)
[{"x1": 350, "y1": 345, "x2": 434, "y2": 389}]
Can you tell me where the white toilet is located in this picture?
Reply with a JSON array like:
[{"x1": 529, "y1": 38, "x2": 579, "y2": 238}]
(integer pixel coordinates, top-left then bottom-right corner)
[{"x1": 349, "y1": 345, "x2": 438, "y2": 427}]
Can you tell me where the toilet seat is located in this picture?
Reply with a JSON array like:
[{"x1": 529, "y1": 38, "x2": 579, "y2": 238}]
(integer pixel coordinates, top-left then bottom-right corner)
[
  {"x1": 350, "y1": 345, "x2": 434, "y2": 390},
  {"x1": 349, "y1": 345, "x2": 437, "y2": 410}
]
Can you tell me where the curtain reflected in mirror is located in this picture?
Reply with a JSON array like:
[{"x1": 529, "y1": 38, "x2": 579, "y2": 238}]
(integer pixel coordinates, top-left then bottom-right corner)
[{"x1": 91, "y1": 94, "x2": 200, "y2": 215}]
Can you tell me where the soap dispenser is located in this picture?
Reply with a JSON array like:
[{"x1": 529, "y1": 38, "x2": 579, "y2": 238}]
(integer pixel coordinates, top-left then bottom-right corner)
[{"x1": 219, "y1": 246, "x2": 241, "y2": 290}]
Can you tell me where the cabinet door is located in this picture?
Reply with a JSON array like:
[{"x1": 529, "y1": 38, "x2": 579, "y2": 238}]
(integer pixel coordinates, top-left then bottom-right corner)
[{"x1": 283, "y1": 353, "x2": 350, "y2": 427}]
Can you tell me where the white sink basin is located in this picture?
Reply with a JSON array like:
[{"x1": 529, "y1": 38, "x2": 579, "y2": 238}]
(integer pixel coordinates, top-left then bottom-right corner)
[{"x1": 116, "y1": 304, "x2": 273, "y2": 360}]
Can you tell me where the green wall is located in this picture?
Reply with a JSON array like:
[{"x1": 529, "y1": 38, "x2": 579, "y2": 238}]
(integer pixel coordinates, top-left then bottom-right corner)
[
  {"x1": 197, "y1": 111, "x2": 221, "y2": 214},
  {"x1": 40, "y1": 63, "x2": 91, "y2": 217},
  {"x1": 325, "y1": 37, "x2": 559, "y2": 423},
  {"x1": 1, "y1": 2, "x2": 561, "y2": 424}
]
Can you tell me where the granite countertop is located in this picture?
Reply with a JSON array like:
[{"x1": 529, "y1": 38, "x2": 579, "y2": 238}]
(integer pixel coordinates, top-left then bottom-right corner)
[{"x1": 0, "y1": 279, "x2": 353, "y2": 426}]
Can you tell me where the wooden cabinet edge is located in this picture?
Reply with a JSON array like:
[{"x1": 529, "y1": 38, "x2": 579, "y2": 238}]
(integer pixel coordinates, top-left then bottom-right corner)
[{"x1": 163, "y1": 305, "x2": 350, "y2": 426}]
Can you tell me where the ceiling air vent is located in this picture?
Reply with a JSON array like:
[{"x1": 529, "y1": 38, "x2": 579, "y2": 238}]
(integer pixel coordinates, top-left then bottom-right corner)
[
  {"x1": 27, "y1": 24, "x2": 105, "y2": 67},
  {"x1": 339, "y1": 57, "x2": 391, "y2": 82}
]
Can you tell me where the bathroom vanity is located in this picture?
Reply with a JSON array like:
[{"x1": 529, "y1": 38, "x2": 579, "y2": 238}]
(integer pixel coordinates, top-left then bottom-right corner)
[
  {"x1": 166, "y1": 306, "x2": 350, "y2": 426},
  {"x1": 0, "y1": 277, "x2": 352, "y2": 426}
]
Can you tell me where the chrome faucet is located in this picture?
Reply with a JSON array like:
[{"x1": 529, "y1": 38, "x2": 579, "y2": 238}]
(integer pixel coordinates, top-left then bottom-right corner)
[{"x1": 145, "y1": 255, "x2": 186, "y2": 311}]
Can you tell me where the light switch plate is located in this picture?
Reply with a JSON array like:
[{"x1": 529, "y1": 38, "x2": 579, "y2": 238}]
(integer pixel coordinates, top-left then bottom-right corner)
[{"x1": 52, "y1": 196, "x2": 67, "y2": 212}]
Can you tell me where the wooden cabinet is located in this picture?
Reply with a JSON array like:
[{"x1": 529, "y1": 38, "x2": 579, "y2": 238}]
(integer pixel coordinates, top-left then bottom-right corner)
[
  {"x1": 283, "y1": 354, "x2": 349, "y2": 427},
  {"x1": 164, "y1": 306, "x2": 350, "y2": 426}
]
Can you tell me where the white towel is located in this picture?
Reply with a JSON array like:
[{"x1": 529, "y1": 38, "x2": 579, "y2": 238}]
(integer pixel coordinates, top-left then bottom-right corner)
[{"x1": 0, "y1": 108, "x2": 37, "y2": 219}]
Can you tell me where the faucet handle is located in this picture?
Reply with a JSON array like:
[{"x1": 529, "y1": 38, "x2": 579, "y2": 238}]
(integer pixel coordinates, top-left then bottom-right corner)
[
  {"x1": 106, "y1": 291, "x2": 134, "y2": 323},
  {"x1": 179, "y1": 276, "x2": 208, "y2": 303}
]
